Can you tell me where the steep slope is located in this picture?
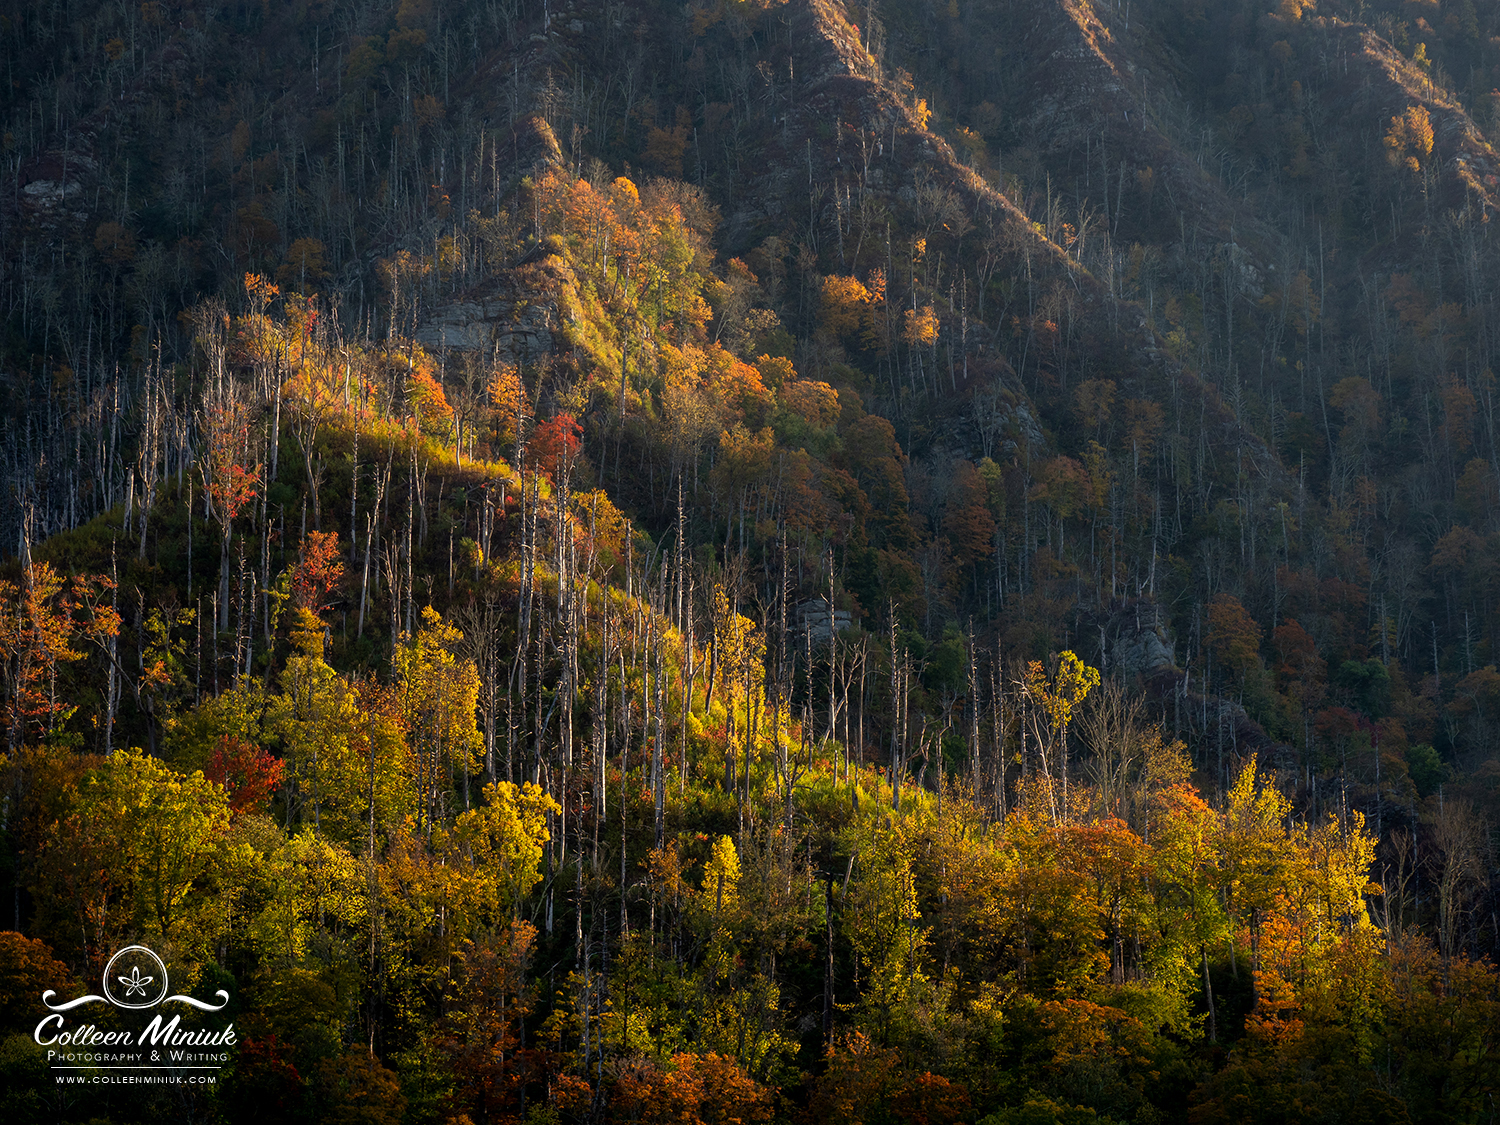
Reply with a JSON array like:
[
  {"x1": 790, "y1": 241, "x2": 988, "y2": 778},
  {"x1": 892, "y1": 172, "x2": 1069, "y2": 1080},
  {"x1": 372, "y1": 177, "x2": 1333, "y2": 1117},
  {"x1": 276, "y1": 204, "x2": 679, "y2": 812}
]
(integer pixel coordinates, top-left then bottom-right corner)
[{"x1": 6, "y1": 0, "x2": 1500, "y2": 824}]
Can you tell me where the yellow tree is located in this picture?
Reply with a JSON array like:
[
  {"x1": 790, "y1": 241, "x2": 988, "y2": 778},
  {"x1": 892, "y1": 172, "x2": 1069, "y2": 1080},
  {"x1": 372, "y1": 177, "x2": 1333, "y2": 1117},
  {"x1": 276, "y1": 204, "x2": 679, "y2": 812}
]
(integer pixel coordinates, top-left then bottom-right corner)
[
  {"x1": 1384, "y1": 105, "x2": 1434, "y2": 173},
  {"x1": 37, "y1": 749, "x2": 231, "y2": 968},
  {"x1": 247, "y1": 829, "x2": 369, "y2": 965},
  {"x1": 1149, "y1": 784, "x2": 1231, "y2": 1041},
  {"x1": 442, "y1": 780, "x2": 560, "y2": 930},
  {"x1": 267, "y1": 634, "x2": 365, "y2": 841},
  {"x1": 709, "y1": 583, "x2": 765, "y2": 808},
  {"x1": 1217, "y1": 761, "x2": 1295, "y2": 1004},
  {"x1": 842, "y1": 817, "x2": 934, "y2": 1046},
  {"x1": 988, "y1": 807, "x2": 1107, "y2": 996},
  {"x1": 1021, "y1": 651, "x2": 1100, "y2": 821},
  {"x1": 1250, "y1": 809, "x2": 1380, "y2": 1050},
  {"x1": 393, "y1": 606, "x2": 484, "y2": 833}
]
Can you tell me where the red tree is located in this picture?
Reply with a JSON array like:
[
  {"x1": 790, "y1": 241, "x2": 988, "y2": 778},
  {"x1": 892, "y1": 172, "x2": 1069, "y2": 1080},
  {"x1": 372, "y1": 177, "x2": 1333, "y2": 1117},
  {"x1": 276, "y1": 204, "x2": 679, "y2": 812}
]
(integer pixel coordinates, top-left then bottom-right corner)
[
  {"x1": 528, "y1": 413, "x2": 584, "y2": 480},
  {"x1": 205, "y1": 735, "x2": 286, "y2": 814},
  {"x1": 290, "y1": 530, "x2": 344, "y2": 616}
]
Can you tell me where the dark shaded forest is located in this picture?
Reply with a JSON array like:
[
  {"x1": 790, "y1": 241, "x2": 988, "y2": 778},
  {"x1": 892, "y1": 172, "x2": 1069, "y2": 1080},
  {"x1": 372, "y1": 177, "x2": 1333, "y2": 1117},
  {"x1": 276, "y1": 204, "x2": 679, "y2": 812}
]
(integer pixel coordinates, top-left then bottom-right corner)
[{"x1": 0, "y1": 0, "x2": 1498, "y2": 1121}]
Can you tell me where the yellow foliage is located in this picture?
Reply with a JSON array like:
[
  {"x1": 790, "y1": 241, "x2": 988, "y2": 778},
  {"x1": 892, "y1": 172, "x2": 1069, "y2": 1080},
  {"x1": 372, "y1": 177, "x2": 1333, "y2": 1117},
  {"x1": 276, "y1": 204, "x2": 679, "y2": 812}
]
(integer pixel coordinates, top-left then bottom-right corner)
[
  {"x1": 393, "y1": 606, "x2": 485, "y2": 788},
  {"x1": 781, "y1": 379, "x2": 841, "y2": 429},
  {"x1": 1024, "y1": 651, "x2": 1101, "y2": 733},
  {"x1": 820, "y1": 275, "x2": 871, "y2": 337},
  {"x1": 702, "y1": 834, "x2": 740, "y2": 909},
  {"x1": 1385, "y1": 105, "x2": 1434, "y2": 169},
  {"x1": 444, "y1": 781, "x2": 559, "y2": 925},
  {"x1": 754, "y1": 353, "x2": 796, "y2": 390},
  {"x1": 903, "y1": 305, "x2": 940, "y2": 348}
]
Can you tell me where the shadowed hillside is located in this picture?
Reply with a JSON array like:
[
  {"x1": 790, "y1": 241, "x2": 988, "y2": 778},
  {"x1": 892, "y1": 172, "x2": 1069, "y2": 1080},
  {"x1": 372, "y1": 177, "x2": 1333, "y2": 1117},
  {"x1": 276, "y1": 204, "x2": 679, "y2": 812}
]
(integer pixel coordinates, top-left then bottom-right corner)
[{"x1": 2, "y1": 0, "x2": 1500, "y2": 1120}]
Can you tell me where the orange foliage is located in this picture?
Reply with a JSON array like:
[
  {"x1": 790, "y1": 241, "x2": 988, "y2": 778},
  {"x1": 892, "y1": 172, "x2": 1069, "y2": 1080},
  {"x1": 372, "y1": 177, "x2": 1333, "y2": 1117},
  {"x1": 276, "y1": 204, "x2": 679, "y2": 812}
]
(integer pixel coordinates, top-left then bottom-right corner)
[
  {"x1": 612, "y1": 1052, "x2": 773, "y2": 1125},
  {"x1": 1207, "y1": 593, "x2": 1262, "y2": 681},
  {"x1": 781, "y1": 379, "x2": 840, "y2": 429},
  {"x1": 708, "y1": 347, "x2": 774, "y2": 427},
  {"x1": 291, "y1": 530, "x2": 345, "y2": 615},
  {"x1": 437, "y1": 924, "x2": 547, "y2": 1120},
  {"x1": 1384, "y1": 104, "x2": 1433, "y2": 170},
  {"x1": 407, "y1": 363, "x2": 454, "y2": 438},
  {"x1": 201, "y1": 399, "x2": 262, "y2": 527},
  {"x1": 807, "y1": 1031, "x2": 898, "y2": 1124},
  {"x1": 204, "y1": 735, "x2": 286, "y2": 814},
  {"x1": 0, "y1": 564, "x2": 120, "y2": 746},
  {"x1": 487, "y1": 362, "x2": 529, "y2": 420},
  {"x1": 888, "y1": 1072, "x2": 971, "y2": 1125},
  {"x1": 0, "y1": 931, "x2": 74, "y2": 1030},
  {"x1": 1029, "y1": 456, "x2": 1090, "y2": 519},
  {"x1": 1440, "y1": 379, "x2": 1477, "y2": 456},
  {"x1": 903, "y1": 305, "x2": 940, "y2": 348},
  {"x1": 780, "y1": 450, "x2": 841, "y2": 538},
  {"x1": 1272, "y1": 618, "x2": 1326, "y2": 715},
  {"x1": 821, "y1": 275, "x2": 871, "y2": 338},
  {"x1": 1038, "y1": 997, "x2": 1149, "y2": 1069}
]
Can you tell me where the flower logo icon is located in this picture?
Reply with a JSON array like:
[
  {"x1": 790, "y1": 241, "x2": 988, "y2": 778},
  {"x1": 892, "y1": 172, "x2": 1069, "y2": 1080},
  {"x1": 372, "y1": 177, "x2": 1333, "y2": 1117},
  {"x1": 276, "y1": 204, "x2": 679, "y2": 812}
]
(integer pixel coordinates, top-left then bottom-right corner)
[
  {"x1": 117, "y1": 964, "x2": 154, "y2": 998},
  {"x1": 101, "y1": 946, "x2": 169, "y2": 1009},
  {"x1": 42, "y1": 942, "x2": 228, "y2": 1012}
]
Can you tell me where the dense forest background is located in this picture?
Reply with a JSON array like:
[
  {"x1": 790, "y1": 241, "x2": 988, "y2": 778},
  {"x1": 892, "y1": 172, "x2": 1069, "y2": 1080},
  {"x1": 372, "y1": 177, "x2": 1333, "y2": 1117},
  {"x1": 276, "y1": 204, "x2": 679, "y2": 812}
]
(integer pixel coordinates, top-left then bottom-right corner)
[{"x1": 1, "y1": 0, "x2": 1499, "y2": 1120}]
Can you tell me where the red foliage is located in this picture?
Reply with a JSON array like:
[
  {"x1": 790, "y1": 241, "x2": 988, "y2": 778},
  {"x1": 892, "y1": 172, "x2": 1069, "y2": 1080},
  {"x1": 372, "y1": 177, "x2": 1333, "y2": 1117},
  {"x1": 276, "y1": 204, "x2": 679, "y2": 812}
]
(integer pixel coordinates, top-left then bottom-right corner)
[
  {"x1": 943, "y1": 460, "x2": 997, "y2": 571},
  {"x1": 201, "y1": 401, "x2": 262, "y2": 526},
  {"x1": 889, "y1": 1072, "x2": 972, "y2": 1125},
  {"x1": 291, "y1": 530, "x2": 344, "y2": 615},
  {"x1": 1314, "y1": 706, "x2": 1365, "y2": 744},
  {"x1": 1272, "y1": 618, "x2": 1326, "y2": 711},
  {"x1": 528, "y1": 413, "x2": 584, "y2": 479},
  {"x1": 223, "y1": 1035, "x2": 304, "y2": 1124},
  {"x1": 205, "y1": 735, "x2": 285, "y2": 814},
  {"x1": 435, "y1": 924, "x2": 556, "y2": 1122}
]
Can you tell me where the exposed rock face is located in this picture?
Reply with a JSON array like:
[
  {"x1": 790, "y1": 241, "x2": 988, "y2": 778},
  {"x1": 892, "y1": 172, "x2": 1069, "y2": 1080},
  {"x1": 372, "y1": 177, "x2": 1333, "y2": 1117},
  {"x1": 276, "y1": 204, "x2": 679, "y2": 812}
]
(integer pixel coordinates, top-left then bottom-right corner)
[
  {"x1": 1096, "y1": 598, "x2": 1177, "y2": 681},
  {"x1": 415, "y1": 115, "x2": 565, "y2": 359},
  {"x1": 416, "y1": 275, "x2": 556, "y2": 360},
  {"x1": 1112, "y1": 623, "x2": 1177, "y2": 681},
  {"x1": 970, "y1": 376, "x2": 1046, "y2": 462},
  {"x1": 14, "y1": 143, "x2": 98, "y2": 230},
  {"x1": 796, "y1": 597, "x2": 853, "y2": 645}
]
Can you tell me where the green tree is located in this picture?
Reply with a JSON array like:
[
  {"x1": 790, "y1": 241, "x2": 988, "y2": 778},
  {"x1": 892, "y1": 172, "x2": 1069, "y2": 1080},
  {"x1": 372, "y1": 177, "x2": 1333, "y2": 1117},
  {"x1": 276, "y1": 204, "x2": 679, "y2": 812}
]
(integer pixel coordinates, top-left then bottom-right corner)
[{"x1": 35, "y1": 749, "x2": 231, "y2": 967}]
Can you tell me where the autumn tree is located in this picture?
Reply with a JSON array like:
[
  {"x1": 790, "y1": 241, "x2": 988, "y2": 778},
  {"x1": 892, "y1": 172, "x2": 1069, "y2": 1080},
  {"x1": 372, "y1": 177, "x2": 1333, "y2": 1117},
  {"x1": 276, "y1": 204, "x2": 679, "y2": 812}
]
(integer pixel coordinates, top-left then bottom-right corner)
[
  {"x1": 529, "y1": 413, "x2": 584, "y2": 481},
  {"x1": 1021, "y1": 651, "x2": 1101, "y2": 821},
  {"x1": 944, "y1": 460, "x2": 998, "y2": 585},
  {"x1": 199, "y1": 390, "x2": 263, "y2": 632},
  {"x1": 1207, "y1": 594, "x2": 1262, "y2": 692},
  {"x1": 33, "y1": 749, "x2": 232, "y2": 966},
  {"x1": 0, "y1": 564, "x2": 119, "y2": 750},
  {"x1": 290, "y1": 530, "x2": 345, "y2": 620},
  {"x1": 393, "y1": 607, "x2": 484, "y2": 830}
]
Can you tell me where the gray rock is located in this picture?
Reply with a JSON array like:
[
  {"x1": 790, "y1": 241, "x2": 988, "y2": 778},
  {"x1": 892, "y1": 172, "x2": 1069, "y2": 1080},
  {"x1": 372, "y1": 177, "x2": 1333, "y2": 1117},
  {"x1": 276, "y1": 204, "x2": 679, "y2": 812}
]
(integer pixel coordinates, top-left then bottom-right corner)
[
  {"x1": 416, "y1": 285, "x2": 555, "y2": 362},
  {"x1": 1104, "y1": 601, "x2": 1176, "y2": 680}
]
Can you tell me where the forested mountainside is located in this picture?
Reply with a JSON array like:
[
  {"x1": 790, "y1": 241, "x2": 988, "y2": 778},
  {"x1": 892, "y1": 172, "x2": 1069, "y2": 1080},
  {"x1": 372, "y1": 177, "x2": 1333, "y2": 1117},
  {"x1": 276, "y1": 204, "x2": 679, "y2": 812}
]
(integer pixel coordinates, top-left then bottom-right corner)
[{"x1": 2, "y1": 0, "x2": 1500, "y2": 1120}]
